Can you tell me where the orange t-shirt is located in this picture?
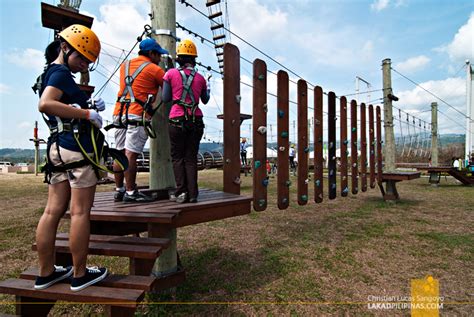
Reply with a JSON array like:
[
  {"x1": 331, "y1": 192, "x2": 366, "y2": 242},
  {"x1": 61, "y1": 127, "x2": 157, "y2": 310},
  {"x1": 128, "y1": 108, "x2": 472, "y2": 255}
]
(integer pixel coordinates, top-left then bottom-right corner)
[{"x1": 114, "y1": 55, "x2": 165, "y2": 117}]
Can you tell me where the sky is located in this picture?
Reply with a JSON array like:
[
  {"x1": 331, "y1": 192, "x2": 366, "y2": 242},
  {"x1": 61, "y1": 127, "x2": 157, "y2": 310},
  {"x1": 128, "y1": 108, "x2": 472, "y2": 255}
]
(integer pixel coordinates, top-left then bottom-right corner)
[{"x1": 0, "y1": 0, "x2": 473, "y2": 149}]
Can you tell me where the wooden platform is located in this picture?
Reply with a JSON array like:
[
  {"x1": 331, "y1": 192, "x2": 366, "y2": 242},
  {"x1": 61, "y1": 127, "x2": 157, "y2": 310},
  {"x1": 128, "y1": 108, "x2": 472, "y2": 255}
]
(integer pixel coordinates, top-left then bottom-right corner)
[
  {"x1": 413, "y1": 166, "x2": 474, "y2": 186},
  {"x1": 379, "y1": 171, "x2": 421, "y2": 201},
  {"x1": 64, "y1": 188, "x2": 252, "y2": 235}
]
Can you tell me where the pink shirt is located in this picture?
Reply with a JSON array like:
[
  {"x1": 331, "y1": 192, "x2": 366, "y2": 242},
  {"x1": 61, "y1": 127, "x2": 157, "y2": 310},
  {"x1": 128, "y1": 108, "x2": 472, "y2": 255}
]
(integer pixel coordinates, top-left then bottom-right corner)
[{"x1": 164, "y1": 68, "x2": 207, "y2": 119}]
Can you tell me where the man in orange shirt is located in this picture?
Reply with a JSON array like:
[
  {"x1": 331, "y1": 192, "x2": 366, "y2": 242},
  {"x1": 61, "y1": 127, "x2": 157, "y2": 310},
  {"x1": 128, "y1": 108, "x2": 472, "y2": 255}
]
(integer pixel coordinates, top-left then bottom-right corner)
[{"x1": 113, "y1": 38, "x2": 167, "y2": 202}]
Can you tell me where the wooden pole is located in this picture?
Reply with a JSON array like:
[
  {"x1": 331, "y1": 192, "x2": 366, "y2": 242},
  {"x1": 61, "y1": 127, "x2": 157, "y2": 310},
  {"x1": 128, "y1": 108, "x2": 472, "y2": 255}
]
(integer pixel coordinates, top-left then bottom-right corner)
[
  {"x1": 150, "y1": 0, "x2": 177, "y2": 284},
  {"x1": 382, "y1": 58, "x2": 396, "y2": 171},
  {"x1": 340, "y1": 97, "x2": 348, "y2": 196},
  {"x1": 149, "y1": 0, "x2": 176, "y2": 191},
  {"x1": 431, "y1": 102, "x2": 438, "y2": 167}
]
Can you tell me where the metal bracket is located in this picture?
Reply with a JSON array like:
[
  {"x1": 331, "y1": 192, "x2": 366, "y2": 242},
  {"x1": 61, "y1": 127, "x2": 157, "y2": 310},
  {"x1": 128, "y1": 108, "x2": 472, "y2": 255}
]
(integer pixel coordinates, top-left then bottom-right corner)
[{"x1": 154, "y1": 28, "x2": 180, "y2": 41}]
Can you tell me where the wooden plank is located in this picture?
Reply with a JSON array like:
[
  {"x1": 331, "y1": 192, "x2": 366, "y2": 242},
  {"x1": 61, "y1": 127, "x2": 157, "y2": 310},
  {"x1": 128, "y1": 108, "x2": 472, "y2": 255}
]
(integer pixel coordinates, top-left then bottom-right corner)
[
  {"x1": 208, "y1": 11, "x2": 223, "y2": 19},
  {"x1": 376, "y1": 106, "x2": 383, "y2": 184},
  {"x1": 32, "y1": 240, "x2": 162, "y2": 259},
  {"x1": 314, "y1": 86, "x2": 324, "y2": 203},
  {"x1": 206, "y1": 0, "x2": 221, "y2": 7},
  {"x1": 173, "y1": 200, "x2": 251, "y2": 227},
  {"x1": 0, "y1": 279, "x2": 143, "y2": 308},
  {"x1": 351, "y1": 100, "x2": 359, "y2": 194},
  {"x1": 369, "y1": 105, "x2": 376, "y2": 188},
  {"x1": 252, "y1": 58, "x2": 268, "y2": 211},
  {"x1": 340, "y1": 96, "x2": 349, "y2": 196},
  {"x1": 277, "y1": 70, "x2": 290, "y2": 210},
  {"x1": 41, "y1": 2, "x2": 93, "y2": 30},
  {"x1": 55, "y1": 233, "x2": 171, "y2": 248},
  {"x1": 20, "y1": 269, "x2": 156, "y2": 292},
  {"x1": 223, "y1": 44, "x2": 241, "y2": 194},
  {"x1": 327, "y1": 92, "x2": 337, "y2": 200},
  {"x1": 66, "y1": 211, "x2": 176, "y2": 224},
  {"x1": 297, "y1": 80, "x2": 309, "y2": 205},
  {"x1": 213, "y1": 34, "x2": 226, "y2": 41},
  {"x1": 381, "y1": 172, "x2": 421, "y2": 181},
  {"x1": 360, "y1": 103, "x2": 368, "y2": 192},
  {"x1": 211, "y1": 23, "x2": 224, "y2": 30}
]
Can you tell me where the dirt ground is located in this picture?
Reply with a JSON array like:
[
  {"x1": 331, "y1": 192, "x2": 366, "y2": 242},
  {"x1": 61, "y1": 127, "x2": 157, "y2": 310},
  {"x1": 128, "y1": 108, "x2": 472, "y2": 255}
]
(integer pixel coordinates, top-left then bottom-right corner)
[{"x1": 0, "y1": 170, "x2": 472, "y2": 316}]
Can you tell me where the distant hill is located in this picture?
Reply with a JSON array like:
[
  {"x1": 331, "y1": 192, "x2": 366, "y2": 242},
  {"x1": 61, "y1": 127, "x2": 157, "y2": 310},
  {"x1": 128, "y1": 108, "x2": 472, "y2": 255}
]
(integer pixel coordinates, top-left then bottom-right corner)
[
  {"x1": 0, "y1": 135, "x2": 464, "y2": 163},
  {"x1": 0, "y1": 148, "x2": 45, "y2": 164}
]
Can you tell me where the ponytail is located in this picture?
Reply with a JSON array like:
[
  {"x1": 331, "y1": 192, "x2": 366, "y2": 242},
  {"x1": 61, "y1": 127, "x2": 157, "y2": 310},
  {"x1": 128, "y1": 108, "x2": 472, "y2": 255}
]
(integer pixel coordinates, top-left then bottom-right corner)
[
  {"x1": 176, "y1": 55, "x2": 196, "y2": 67},
  {"x1": 44, "y1": 40, "x2": 61, "y2": 65}
]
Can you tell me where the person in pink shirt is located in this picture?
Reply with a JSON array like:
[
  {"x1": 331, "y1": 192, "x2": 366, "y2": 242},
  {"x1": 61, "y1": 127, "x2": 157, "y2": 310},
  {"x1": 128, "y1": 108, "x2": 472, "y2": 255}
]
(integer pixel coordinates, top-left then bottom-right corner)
[{"x1": 162, "y1": 39, "x2": 209, "y2": 203}]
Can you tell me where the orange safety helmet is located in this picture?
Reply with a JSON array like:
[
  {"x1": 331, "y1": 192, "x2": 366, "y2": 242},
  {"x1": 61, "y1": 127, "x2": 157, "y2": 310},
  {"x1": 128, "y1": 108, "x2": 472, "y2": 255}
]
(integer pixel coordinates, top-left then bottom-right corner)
[
  {"x1": 177, "y1": 39, "x2": 198, "y2": 57},
  {"x1": 59, "y1": 24, "x2": 101, "y2": 62}
]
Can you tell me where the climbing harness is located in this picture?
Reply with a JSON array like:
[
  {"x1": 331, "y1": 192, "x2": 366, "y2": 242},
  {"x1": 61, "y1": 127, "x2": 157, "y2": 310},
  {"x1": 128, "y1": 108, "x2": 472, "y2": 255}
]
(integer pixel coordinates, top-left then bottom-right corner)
[
  {"x1": 33, "y1": 67, "x2": 128, "y2": 184},
  {"x1": 169, "y1": 66, "x2": 204, "y2": 132},
  {"x1": 104, "y1": 59, "x2": 162, "y2": 138}
]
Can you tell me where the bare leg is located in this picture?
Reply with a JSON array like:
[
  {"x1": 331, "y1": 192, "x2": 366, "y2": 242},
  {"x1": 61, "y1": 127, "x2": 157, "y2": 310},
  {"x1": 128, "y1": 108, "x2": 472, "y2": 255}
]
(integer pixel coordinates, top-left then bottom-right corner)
[
  {"x1": 113, "y1": 149, "x2": 125, "y2": 188},
  {"x1": 36, "y1": 180, "x2": 71, "y2": 276},
  {"x1": 69, "y1": 185, "x2": 96, "y2": 278},
  {"x1": 124, "y1": 150, "x2": 138, "y2": 191}
]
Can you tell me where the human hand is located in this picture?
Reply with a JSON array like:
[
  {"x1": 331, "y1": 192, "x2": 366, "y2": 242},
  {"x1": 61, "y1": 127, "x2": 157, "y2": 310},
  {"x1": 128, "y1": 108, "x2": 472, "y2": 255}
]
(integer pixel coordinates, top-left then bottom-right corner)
[
  {"x1": 88, "y1": 97, "x2": 106, "y2": 112},
  {"x1": 87, "y1": 110, "x2": 103, "y2": 129}
]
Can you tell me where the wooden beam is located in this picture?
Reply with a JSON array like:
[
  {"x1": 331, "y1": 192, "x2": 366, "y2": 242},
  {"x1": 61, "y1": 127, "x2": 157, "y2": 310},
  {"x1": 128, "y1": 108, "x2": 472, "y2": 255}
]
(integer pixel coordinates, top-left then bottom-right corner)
[
  {"x1": 277, "y1": 71, "x2": 290, "y2": 210},
  {"x1": 369, "y1": 105, "x2": 376, "y2": 188},
  {"x1": 41, "y1": 2, "x2": 93, "y2": 31},
  {"x1": 252, "y1": 59, "x2": 267, "y2": 211},
  {"x1": 340, "y1": 96, "x2": 349, "y2": 196},
  {"x1": 223, "y1": 44, "x2": 241, "y2": 194},
  {"x1": 314, "y1": 86, "x2": 324, "y2": 203},
  {"x1": 351, "y1": 100, "x2": 358, "y2": 194},
  {"x1": 360, "y1": 103, "x2": 367, "y2": 192}
]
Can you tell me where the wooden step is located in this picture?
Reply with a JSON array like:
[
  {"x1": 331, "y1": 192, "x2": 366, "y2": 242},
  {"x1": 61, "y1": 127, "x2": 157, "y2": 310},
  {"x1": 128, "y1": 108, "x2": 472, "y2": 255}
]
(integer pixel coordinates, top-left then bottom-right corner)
[
  {"x1": 206, "y1": 0, "x2": 221, "y2": 7},
  {"x1": 56, "y1": 233, "x2": 171, "y2": 249},
  {"x1": 211, "y1": 23, "x2": 224, "y2": 30},
  {"x1": 208, "y1": 11, "x2": 222, "y2": 19},
  {"x1": 32, "y1": 240, "x2": 162, "y2": 259},
  {"x1": 20, "y1": 268, "x2": 156, "y2": 291},
  {"x1": 213, "y1": 34, "x2": 226, "y2": 41},
  {"x1": 0, "y1": 278, "x2": 144, "y2": 308}
]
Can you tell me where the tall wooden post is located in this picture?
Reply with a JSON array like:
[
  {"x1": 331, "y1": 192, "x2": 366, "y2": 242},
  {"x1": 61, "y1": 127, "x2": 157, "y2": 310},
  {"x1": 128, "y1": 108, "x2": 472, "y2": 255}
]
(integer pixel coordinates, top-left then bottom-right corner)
[
  {"x1": 431, "y1": 102, "x2": 438, "y2": 167},
  {"x1": 382, "y1": 58, "x2": 396, "y2": 171},
  {"x1": 150, "y1": 0, "x2": 176, "y2": 191},
  {"x1": 150, "y1": 0, "x2": 177, "y2": 283}
]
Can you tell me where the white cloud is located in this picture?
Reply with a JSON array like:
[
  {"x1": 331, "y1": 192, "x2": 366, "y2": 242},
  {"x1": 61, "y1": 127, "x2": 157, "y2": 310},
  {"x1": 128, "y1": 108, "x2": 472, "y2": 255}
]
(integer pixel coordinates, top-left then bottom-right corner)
[
  {"x1": 397, "y1": 77, "x2": 465, "y2": 111},
  {"x1": 0, "y1": 83, "x2": 12, "y2": 95},
  {"x1": 371, "y1": 0, "x2": 390, "y2": 12},
  {"x1": 4, "y1": 48, "x2": 44, "y2": 73},
  {"x1": 397, "y1": 77, "x2": 467, "y2": 133},
  {"x1": 395, "y1": 55, "x2": 431, "y2": 74},
  {"x1": 443, "y1": 13, "x2": 474, "y2": 61},
  {"x1": 18, "y1": 121, "x2": 32, "y2": 129},
  {"x1": 228, "y1": 0, "x2": 288, "y2": 44}
]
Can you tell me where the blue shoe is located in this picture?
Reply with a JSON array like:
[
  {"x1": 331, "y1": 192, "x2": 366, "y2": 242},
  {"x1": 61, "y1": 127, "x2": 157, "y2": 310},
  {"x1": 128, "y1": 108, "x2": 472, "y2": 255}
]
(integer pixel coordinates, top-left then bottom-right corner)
[
  {"x1": 70, "y1": 267, "x2": 108, "y2": 292},
  {"x1": 34, "y1": 265, "x2": 73, "y2": 290}
]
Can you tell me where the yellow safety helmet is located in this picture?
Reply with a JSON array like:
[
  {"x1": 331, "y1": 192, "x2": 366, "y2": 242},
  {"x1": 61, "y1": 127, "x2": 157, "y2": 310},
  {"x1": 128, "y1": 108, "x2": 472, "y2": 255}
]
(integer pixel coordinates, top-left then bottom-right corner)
[
  {"x1": 291, "y1": 144, "x2": 295, "y2": 148},
  {"x1": 177, "y1": 39, "x2": 198, "y2": 57},
  {"x1": 59, "y1": 24, "x2": 101, "y2": 62}
]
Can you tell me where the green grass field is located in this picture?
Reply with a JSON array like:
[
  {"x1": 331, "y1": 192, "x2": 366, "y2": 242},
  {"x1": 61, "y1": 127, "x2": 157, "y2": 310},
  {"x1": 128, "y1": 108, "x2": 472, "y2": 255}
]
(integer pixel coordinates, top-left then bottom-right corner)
[{"x1": 0, "y1": 170, "x2": 473, "y2": 316}]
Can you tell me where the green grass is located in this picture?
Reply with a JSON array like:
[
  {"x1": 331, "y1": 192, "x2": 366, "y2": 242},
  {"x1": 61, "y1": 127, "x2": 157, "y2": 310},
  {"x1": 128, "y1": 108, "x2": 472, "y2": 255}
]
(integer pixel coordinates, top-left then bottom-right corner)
[{"x1": 0, "y1": 171, "x2": 473, "y2": 315}]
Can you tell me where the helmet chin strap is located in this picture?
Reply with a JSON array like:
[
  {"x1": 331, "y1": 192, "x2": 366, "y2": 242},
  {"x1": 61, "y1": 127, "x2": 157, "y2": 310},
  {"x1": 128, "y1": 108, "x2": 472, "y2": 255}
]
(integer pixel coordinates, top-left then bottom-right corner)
[{"x1": 62, "y1": 49, "x2": 74, "y2": 70}]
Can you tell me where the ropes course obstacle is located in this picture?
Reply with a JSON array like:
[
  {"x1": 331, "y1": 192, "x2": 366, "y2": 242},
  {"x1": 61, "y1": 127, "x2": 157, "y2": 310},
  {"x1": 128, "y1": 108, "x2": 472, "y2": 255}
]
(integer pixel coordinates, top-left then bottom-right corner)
[{"x1": 221, "y1": 43, "x2": 413, "y2": 206}]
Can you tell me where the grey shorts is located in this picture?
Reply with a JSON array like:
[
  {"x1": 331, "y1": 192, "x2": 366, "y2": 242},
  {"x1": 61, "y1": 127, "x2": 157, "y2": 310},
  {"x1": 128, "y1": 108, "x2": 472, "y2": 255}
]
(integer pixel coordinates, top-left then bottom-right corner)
[
  {"x1": 114, "y1": 124, "x2": 148, "y2": 154},
  {"x1": 49, "y1": 143, "x2": 97, "y2": 188}
]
